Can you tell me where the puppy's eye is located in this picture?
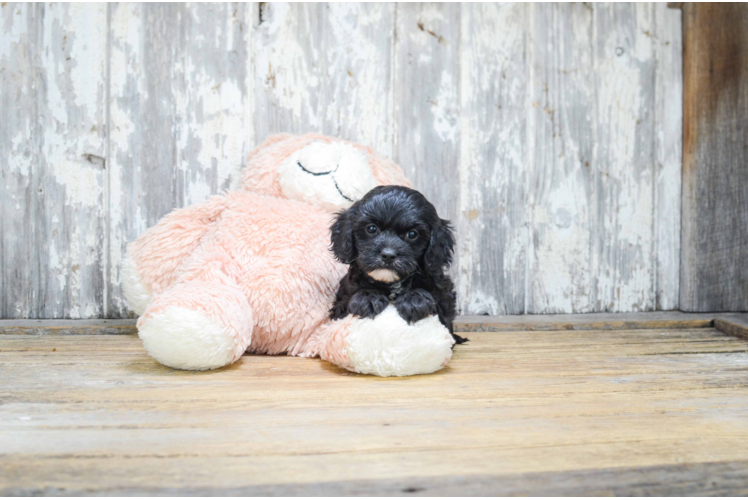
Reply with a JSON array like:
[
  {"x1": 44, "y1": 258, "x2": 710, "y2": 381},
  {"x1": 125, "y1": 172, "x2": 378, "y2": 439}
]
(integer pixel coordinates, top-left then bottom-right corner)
[
  {"x1": 406, "y1": 230, "x2": 418, "y2": 240},
  {"x1": 366, "y1": 224, "x2": 378, "y2": 234}
]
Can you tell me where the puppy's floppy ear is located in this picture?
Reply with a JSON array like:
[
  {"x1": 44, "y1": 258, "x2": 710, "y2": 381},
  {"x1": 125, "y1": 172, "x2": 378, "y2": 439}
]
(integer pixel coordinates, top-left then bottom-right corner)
[
  {"x1": 424, "y1": 218, "x2": 455, "y2": 274},
  {"x1": 330, "y1": 206, "x2": 357, "y2": 264}
]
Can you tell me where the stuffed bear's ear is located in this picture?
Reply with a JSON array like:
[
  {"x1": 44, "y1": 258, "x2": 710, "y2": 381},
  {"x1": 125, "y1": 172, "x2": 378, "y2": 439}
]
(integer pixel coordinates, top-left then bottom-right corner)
[
  {"x1": 424, "y1": 218, "x2": 455, "y2": 275},
  {"x1": 330, "y1": 206, "x2": 357, "y2": 264}
]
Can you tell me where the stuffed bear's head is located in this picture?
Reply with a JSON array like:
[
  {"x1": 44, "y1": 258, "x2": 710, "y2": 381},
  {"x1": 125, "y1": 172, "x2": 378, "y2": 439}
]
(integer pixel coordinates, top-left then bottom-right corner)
[{"x1": 240, "y1": 134, "x2": 411, "y2": 211}]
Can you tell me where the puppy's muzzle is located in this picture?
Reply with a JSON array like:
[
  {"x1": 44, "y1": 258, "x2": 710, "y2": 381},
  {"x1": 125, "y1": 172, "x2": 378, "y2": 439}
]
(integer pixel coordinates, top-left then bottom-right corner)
[{"x1": 368, "y1": 269, "x2": 400, "y2": 283}]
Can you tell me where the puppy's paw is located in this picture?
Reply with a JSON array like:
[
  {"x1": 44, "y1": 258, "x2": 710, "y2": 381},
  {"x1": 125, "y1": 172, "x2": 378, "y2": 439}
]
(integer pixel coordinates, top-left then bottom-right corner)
[
  {"x1": 395, "y1": 288, "x2": 436, "y2": 324},
  {"x1": 349, "y1": 290, "x2": 390, "y2": 319}
]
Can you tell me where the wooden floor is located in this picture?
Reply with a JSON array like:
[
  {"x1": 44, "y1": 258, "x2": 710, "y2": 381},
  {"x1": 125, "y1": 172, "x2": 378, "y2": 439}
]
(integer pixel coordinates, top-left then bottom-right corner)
[{"x1": 2, "y1": 315, "x2": 748, "y2": 495}]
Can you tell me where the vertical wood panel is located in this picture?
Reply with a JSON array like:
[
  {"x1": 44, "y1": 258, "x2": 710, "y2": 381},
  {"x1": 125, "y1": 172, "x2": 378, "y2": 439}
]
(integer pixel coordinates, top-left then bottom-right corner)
[
  {"x1": 393, "y1": 3, "x2": 463, "y2": 309},
  {"x1": 174, "y1": 3, "x2": 253, "y2": 206},
  {"x1": 527, "y1": 3, "x2": 596, "y2": 314},
  {"x1": 253, "y1": 3, "x2": 395, "y2": 156},
  {"x1": 394, "y1": 3, "x2": 460, "y2": 221},
  {"x1": 108, "y1": 3, "x2": 180, "y2": 318},
  {"x1": 1, "y1": 3, "x2": 39, "y2": 318},
  {"x1": 653, "y1": 4, "x2": 682, "y2": 311},
  {"x1": 107, "y1": 4, "x2": 253, "y2": 317},
  {"x1": 680, "y1": 3, "x2": 748, "y2": 312},
  {"x1": 457, "y1": 3, "x2": 527, "y2": 315},
  {"x1": 1, "y1": 2, "x2": 685, "y2": 318},
  {"x1": 592, "y1": 3, "x2": 656, "y2": 312},
  {"x1": 1, "y1": 3, "x2": 107, "y2": 318}
]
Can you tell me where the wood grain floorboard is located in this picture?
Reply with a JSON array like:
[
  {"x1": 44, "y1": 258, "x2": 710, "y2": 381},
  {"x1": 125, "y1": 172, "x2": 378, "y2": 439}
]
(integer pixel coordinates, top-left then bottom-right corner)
[
  {"x1": 1, "y1": 326, "x2": 748, "y2": 495},
  {"x1": 7, "y1": 461, "x2": 745, "y2": 496}
]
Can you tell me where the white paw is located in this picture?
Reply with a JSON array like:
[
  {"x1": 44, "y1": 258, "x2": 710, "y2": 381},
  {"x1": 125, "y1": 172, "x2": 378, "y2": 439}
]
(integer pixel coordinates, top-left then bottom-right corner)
[
  {"x1": 138, "y1": 306, "x2": 245, "y2": 371},
  {"x1": 345, "y1": 305, "x2": 455, "y2": 377},
  {"x1": 121, "y1": 254, "x2": 151, "y2": 316}
]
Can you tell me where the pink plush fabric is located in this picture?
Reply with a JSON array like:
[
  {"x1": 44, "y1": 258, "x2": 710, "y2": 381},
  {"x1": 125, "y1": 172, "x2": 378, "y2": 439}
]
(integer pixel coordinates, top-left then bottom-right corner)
[{"x1": 128, "y1": 133, "x2": 411, "y2": 370}]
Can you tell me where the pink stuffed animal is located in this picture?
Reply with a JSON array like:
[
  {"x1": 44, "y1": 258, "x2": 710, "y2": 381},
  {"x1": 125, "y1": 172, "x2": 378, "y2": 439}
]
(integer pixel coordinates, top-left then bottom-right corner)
[{"x1": 122, "y1": 133, "x2": 455, "y2": 376}]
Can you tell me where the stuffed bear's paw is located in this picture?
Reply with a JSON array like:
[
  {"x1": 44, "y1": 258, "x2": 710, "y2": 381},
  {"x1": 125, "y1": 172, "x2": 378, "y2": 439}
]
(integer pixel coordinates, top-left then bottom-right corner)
[
  {"x1": 343, "y1": 305, "x2": 454, "y2": 377},
  {"x1": 348, "y1": 290, "x2": 390, "y2": 319},
  {"x1": 395, "y1": 288, "x2": 437, "y2": 324},
  {"x1": 121, "y1": 255, "x2": 151, "y2": 316},
  {"x1": 138, "y1": 306, "x2": 244, "y2": 371}
]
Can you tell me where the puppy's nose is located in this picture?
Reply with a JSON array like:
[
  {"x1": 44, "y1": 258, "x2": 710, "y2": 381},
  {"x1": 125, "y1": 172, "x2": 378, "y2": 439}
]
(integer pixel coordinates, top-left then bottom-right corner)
[{"x1": 381, "y1": 248, "x2": 397, "y2": 262}]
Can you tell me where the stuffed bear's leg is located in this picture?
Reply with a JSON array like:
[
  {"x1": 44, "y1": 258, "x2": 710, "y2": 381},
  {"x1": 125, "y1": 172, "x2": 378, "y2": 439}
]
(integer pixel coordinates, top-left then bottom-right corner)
[
  {"x1": 136, "y1": 277, "x2": 253, "y2": 371},
  {"x1": 308, "y1": 305, "x2": 455, "y2": 377},
  {"x1": 122, "y1": 195, "x2": 229, "y2": 315}
]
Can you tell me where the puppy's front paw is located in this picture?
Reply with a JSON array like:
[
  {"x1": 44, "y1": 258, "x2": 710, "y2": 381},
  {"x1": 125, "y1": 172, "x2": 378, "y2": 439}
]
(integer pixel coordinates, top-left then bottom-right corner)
[
  {"x1": 395, "y1": 289, "x2": 436, "y2": 324},
  {"x1": 349, "y1": 290, "x2": 390, "y2": 319}
]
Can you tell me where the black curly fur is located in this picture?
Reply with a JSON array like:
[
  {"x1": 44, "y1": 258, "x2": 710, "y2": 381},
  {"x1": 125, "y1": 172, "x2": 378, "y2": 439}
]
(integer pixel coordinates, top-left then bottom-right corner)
[{"x1": 329, "y1": 185, "x2": 467, "y2": 344}]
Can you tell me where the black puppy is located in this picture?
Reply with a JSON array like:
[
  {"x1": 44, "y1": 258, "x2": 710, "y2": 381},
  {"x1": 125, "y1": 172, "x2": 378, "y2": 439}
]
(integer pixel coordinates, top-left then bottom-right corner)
[{"x1": 329, "y1": 185, "x2": 467, "y2": 344}]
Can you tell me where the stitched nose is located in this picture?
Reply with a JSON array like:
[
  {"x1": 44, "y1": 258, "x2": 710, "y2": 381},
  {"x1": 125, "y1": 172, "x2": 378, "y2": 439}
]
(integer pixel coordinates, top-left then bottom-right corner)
[{"x1": 381, "y1": 248, "x2": 397, "y2": 263}]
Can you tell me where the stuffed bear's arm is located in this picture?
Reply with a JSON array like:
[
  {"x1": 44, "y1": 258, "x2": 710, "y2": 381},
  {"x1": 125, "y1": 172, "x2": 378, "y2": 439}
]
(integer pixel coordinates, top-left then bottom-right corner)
[
  {"x1": 304, "y1": 308, "x2": 454, "y2": 377},
  {"x1": 126, "y1": 194, "x2": 229, "y2": 300}
]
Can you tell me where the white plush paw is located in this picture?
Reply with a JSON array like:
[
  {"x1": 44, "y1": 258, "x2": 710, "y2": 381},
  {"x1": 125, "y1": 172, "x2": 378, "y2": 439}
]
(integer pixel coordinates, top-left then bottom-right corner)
[
  {"x1": 138, "y1": 306, "x2": 244, "y2": 371},
  {"x1": 121, "y1": 255, "x2": 151, "y2": 316},
  {"x1": 345, "y1": 305, "x2": 455, "y2": 377}
]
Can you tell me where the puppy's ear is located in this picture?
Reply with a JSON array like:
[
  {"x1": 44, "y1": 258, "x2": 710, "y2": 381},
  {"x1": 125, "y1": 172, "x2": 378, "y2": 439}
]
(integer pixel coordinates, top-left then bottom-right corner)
[
  {"x1": 424, "y1": 218, "x2": 455, "y2": 274},
  {"x1": 330, "y1": 207, "x2": 357, "y2": 264}
]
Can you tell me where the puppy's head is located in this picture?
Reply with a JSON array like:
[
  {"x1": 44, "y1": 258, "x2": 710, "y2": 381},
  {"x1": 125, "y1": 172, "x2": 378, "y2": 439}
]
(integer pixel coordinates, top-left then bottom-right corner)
[{"x1": 331, "y1": 186, "x2": 455, "y2": 282}]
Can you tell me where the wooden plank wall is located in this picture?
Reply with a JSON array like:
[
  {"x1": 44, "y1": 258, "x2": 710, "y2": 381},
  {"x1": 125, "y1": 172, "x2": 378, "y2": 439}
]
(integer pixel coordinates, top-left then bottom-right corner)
[
  {"x1": 680, "y1": 3, "x2": 748, "y2": 312},
  {"x1": 0, "y1": 3, "x2": 683, "y2": 319}
]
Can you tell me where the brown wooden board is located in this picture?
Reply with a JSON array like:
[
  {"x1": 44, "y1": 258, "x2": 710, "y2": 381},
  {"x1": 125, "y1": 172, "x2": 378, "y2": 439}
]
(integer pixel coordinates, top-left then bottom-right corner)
[
  {"x1": 4, "y1": 461, "x2": 748, "y2": 496},
  {"x1": 680, "y1": 3, "x2": 748, "y2": 312},
  {"x1": 714, "y1": 316, "x2": 748, "y2": 341},
  {"x1": 2, "y1": 327, "x2": 748, "y2": 495}
]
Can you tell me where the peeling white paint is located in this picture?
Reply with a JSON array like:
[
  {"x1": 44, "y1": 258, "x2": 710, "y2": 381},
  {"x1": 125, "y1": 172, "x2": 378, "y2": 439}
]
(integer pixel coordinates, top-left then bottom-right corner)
[
  {"x1": 1, "y1": 3, "x2": 683, "y2": 318},
  {"x1": 9, "y1": 131, "x2": 32, "y2": 176},
  {"x1": 466, "y1": 293, "x2": 500, "y2": 316},
  {"x1": 431, "y1": 71, "x2": 458, "y2": 143},
  {"x1": 0, "y1": 4, "x2": 27, "y2": 60},
  {"x1": 68, "y1": 4, "x2": 107, "y2": 112},
  {"x1": 254, "y1": 3, "x2": 321, "y2": 128},
  {"x1": 47, "y1": 157, "x2": 103, "y2": 207},
  {"x1": 457, "y1": 3, "x2": 528, "y2": 315}
]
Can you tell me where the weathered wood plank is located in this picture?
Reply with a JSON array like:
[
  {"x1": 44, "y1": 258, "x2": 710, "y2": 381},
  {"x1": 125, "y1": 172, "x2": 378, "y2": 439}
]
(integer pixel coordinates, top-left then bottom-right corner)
[
  {"x1": 108, "y1": 3, "x2": 180, "y2": 318},
  {"x1": 1, "y1": 3, "x2": 108, "y2": 319},
  {"x1": 653, "y1": 3, "x2": 682, "y2": 311},
  {"x1": 393, "y1": 4, "x2": 463, "y2": 308},
  {"x1": 456, "y1": 311, "x2": 716, "y2": 332},
  {"x1": 1, "y1": 3, "x2": 39, "y2": 318},
  {"x1": 527, "y1": 4, "x2": 678, "y2": 314},
  {"x1": 1, "y1": 328, "x2": 748, "y2": 494},
  {"x1": 4, "y1": 312, "x2": 736, "y2": 336},
  {"x1": 680, "y1": 3, "x2": 748, "y2": 312},
  {"x1": 457, "y1": 3, "x2": 527, "y2": 315},
  {"x1": 0, "y1": 319, "x2": 137, "y2": 336},
  {"x1": 6, "y1": 461, "x2": 744, "y2": 496},
  {"x1": 2, "y1": 2, "x2": 685, "y2": 319},
  {"x1": 107, "y1": 3, "x2": 253, "y2": 317},
  {"x1": 593, "y1": 4, "x2": 656, "y2": 312},
  {"x1": 527, "y1": 3, "x2": 596, "y2": 313},
  {"x1": 252, "y1": 3, "x2": 395, "y2": 156},
  {"x1": 173, "y1": 3, "x2": 253, "y2": 207},
  {"x1": 714, "y1": 316, "x2": 748, "y2": 341}
]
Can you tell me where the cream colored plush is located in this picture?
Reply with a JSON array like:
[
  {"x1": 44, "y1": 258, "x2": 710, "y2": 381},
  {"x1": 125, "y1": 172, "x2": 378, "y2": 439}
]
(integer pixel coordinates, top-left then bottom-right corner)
[{"x1": 122, "y1": 133, "x2": 454, "y2": 376}]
